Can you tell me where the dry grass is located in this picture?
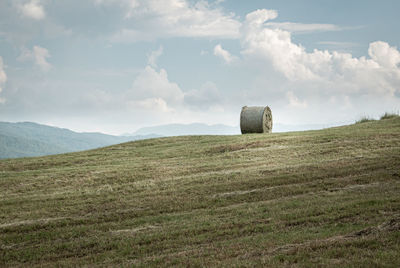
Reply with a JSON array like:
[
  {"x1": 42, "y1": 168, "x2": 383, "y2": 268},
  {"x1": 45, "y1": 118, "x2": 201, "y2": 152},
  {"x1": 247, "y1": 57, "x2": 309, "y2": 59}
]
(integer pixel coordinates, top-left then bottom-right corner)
[
  {"x1": 0, "y1": 117, "x2": 400, "y2": 267},
  {"x1": 355, "y1": 116, "x2": 376, "y2": 124},
  {"x1": 380, "y1": 112, "x2": 399, "y2": 120}
]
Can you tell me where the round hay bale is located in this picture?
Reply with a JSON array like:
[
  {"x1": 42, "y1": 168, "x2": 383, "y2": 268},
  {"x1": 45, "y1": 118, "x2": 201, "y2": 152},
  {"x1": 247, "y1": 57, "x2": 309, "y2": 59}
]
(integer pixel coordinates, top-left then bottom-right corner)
[{"x1": 240, "y1": 106, "x2": 273, "y2": 134}]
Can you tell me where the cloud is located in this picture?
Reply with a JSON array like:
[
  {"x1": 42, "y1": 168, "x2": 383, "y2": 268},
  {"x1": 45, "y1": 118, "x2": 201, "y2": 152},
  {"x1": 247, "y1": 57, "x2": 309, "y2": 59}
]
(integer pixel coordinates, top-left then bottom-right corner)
[
  {"x1": 18, "y1": 46, "x2": 52, "y2": 71},
  {"x1": 19, "y1": 0, "x2": 45, "y2": 20},
  {"x1": 0, "y1": 57, "x2": 6, "y2": 103},
  {"x1": 241, "y1": 9, "x2": 400, "y2": 98},
  {"x1": 214, "y1": 44, "x2": 237, "y2": 63},
  {"x1": 93, "y1": 0, "x2": 139, "y2": 11},
  {"x1": 128, "y1": 62, "x2": 225, "y2": 114},
  {"x1": 243, "y1": 9, "x2": 278, "y2": 27},
  {"x1": 130, "y1": 65, "x2": 184, "y2": 107},
  {"x1": 32, "y1": 46, "x2": 52, "y2": 71},
  {"x1": 134, "y1": 97, "x2": 171, "y2": 113},
  {"x1": 265, "y1": 22, "x2": 340, "y2": 34},
  {"x1": 121, "y1": 63, "x2": 230, "y2": 127},
  {"x1": 234, "y1": 8, "x2": 400, "y2": 126},
  {"x1": 184, "y1": 81, "x2": 222, "y2": 109},
  {"x1": 108, "y1": 0, "x2": 241, "y2": 42},
  {"x1": 0, "y1": 57, "x2": 6, "y2": 86},
  {"x1": 148, "y1": 46, "x2": 163, "y2": 67},
  {"x1": 368, "y1": 41, "x2": 400, "y2": 69},
  {"x1": 243, "y1": 9, "x2": 347, "y2": 35},
  {"x1": 317, "y1": 41, "x2": 358, "y2": 48}
]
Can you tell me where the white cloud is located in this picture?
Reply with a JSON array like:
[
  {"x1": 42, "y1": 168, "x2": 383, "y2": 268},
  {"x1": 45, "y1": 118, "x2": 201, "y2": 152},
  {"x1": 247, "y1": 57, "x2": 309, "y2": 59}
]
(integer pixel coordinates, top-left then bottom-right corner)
[
  {"x1": 241, "y1": 9, "x2": 400, "y2": 98},
  {"x1": 109, "y1": 0, "x2": 241, "y2": 42},
  {"x1": 134, "y1": 97, "x2": 171, "y2": 113},
  {"x1": 123, "y1": 63, "x2": 231, "y2": 126},
  {"x1": 94, "y1": 0, "x2": 140, "y2": 18},
  {"x1": 265, "y1": 22, "x2": 340, "y2": 33},
  {"x1": 0, "y1": 57, "x2": 6, "y2": 86},
  {"x1": 95, "y1": 2, "x2": 347, "y2": 43},
  {"x1": 130, "y1": 65, "x2": 184, "y2": 107},
  {"x1": 19, "y1": 0, "x2": 45, "y2": 20},
  {"x1": 0, "y1": 56, "x2": 6, "y2": 103},
  {"x1": 148, "y1": 46, "x2": 163, "y2": 67},
  {"x1": 235, "y1": 9, "x2": 400, "y2": 126},
  {"x1": 368, "y1": 41, "x2": 400, "y2": 69},
  {"x1": 33, "y1": 46, "x2": 52, "y2": 71},
  {"x1": 214, "y1": 44, "x2": 237, "y2": 63},
  {"x1": 128, "y1": 63, "x2": 225, "y2": 116},
  {"x1": 243, "y1": 9, "x2": 278, "y2": 28},
  {"x1": 18, "y1": 46, "x2": 52, "y2": 71},
  {"x1": 318, "y1": 41, "x2": 358, "y2": 47},
  {"x1": 184, "y1": 81, "x2": 222, "y2": 109}
]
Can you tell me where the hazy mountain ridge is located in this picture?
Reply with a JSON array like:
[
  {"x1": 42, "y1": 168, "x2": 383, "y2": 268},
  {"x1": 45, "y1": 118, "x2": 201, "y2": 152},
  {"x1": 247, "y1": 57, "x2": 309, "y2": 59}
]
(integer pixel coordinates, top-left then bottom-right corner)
[
  {"x1": 0, "y1": 121, "x2": 349, "y2": 159},
  {"x1": 128, "y1": 123, "x2": 240, "y2": 137},
  {"x1": 129, "y1": 122, "x2": 348, "y2": 137},
  {"x1": 0, "y1": 122, "x2": 158, "y2": 159}
]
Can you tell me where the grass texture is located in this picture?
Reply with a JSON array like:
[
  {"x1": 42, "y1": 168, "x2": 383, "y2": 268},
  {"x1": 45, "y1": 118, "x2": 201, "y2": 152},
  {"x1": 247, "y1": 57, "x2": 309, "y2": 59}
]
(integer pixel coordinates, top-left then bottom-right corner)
[{"x1": 1, "y1": 117, "x2": 400, "y2": 267}]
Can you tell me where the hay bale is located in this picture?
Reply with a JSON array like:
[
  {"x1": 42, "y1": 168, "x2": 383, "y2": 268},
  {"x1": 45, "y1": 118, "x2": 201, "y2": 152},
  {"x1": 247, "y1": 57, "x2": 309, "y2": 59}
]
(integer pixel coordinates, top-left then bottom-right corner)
[{"x1": 240, "y1": 106, "x2": 273, "y2": 134}]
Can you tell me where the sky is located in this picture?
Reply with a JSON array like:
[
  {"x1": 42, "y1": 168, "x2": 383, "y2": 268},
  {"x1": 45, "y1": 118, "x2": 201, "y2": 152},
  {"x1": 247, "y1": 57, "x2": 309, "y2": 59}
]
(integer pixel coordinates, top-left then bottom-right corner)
[{"x1": 0, "y1": 0, "x2": 399, "y2": 135}]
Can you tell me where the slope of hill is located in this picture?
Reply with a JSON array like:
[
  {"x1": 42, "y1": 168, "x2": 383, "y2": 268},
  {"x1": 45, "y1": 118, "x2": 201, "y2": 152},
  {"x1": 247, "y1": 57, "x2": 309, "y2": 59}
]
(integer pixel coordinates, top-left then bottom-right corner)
[
  {"x1": 0, "y1": 122, "x2": 159, "y2": 159},
  {"x1": 0, "y1": 117, "x2": 399, "y2": 267}
]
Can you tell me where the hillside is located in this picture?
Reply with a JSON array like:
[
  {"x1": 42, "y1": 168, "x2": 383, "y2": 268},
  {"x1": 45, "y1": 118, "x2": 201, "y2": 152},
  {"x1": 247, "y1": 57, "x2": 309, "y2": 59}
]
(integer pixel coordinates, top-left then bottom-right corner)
[
  {"x1": 0, "y1": 122, "x2": 159, "y2": 159},
  {"x1": 0, "y1": 117, "x2": 399, "y2": 267}
]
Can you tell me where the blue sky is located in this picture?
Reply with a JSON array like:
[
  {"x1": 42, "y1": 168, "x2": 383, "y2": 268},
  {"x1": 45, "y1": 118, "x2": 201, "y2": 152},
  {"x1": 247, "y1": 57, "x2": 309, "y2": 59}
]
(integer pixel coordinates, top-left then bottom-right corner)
[{"x1": 0, "y1": 0, "x2": 399, "y2": 134}]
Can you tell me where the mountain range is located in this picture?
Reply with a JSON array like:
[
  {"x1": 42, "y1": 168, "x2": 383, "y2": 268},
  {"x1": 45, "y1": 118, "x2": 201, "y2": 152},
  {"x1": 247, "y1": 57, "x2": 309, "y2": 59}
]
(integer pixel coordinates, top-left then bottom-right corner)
[
  {"x1": 0, "y1": 121, "x2": 346, "y2": 159},
  {"x1": 0, "y1": 122, "x2": 159, "y2": 159},
  {"x1": 129, "y1": 122, "x2": 346, "y2": 136},
  {"x1": 127, "y1": 123, "x2": 240, "y2": 136}
]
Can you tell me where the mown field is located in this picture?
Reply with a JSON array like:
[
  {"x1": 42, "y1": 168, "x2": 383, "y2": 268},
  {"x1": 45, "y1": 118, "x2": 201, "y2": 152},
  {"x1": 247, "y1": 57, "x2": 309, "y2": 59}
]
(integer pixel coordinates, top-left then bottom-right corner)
[{"x1": 1, "y1": 117, "x2": 399, "y2": 267}]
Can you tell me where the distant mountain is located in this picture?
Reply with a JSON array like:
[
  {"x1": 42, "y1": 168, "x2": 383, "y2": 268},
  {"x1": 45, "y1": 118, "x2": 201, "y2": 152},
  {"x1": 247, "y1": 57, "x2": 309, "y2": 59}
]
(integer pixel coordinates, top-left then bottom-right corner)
[
  {"x1": 0, "y1": 122, "x2": 160, "y2": 159},
  {"x1": 129, "y1": 122, "x2": 350, "y2": 137},
  {"x1": 129, "y1": 123, "x2": 240, "y2": 137},
  {"x1": 0, "y1": 121, "x2": 350, "y2": 159}
]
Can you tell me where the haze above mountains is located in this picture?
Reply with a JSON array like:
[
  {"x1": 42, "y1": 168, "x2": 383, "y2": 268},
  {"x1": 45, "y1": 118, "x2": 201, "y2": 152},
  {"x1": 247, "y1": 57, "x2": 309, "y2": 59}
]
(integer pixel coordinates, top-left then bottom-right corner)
[
  {"x1": 127, "y1": 122, "x2": 345, "y2": 136},
  {"x1": 0, "y1": 121, "x2": 343, "y2": 159}
]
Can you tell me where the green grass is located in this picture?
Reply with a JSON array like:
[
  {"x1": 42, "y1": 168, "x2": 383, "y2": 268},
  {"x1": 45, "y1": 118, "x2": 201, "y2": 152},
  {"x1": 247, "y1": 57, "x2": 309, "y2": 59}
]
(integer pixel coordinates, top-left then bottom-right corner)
[{"x1": 1, "y1": 117, "x2": 400, "y2": 267}]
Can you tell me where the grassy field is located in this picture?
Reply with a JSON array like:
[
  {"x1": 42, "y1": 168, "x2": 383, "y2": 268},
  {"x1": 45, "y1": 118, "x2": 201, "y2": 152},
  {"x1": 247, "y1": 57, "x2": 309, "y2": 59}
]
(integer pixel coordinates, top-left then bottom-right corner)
[{"x1": 1, "y1": 117, "x2": 399, "y2": 267}]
